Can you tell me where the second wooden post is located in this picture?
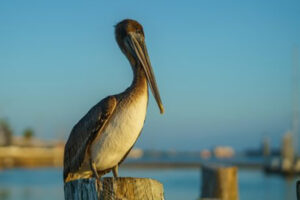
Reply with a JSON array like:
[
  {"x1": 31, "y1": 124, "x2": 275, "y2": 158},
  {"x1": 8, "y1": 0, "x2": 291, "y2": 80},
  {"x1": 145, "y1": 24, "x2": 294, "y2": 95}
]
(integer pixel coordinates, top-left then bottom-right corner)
[{"x1": 200, "y1": 165, "x2": 239, "y2": 200}]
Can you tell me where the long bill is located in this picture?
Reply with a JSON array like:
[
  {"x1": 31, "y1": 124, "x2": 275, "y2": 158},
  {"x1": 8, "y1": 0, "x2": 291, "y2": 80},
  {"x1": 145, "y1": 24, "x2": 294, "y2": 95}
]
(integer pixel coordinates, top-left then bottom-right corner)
[{"x1": 126, "y1": 33, "x2": 164, "y2": 114}]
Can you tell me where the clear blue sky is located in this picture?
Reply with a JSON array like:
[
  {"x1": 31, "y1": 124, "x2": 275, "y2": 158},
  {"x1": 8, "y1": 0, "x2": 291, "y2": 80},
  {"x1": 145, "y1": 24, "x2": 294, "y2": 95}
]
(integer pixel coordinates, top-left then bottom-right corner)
[{"x1": 0, "y1": 0, "x2": 299, "y2": 150}]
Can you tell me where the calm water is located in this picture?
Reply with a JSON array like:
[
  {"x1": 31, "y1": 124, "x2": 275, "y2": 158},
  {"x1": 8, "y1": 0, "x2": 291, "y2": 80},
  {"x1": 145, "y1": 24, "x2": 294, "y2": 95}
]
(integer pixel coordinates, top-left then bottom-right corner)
[{"x1": 0, "y1": 167, "x2": 298, "y2": 200}]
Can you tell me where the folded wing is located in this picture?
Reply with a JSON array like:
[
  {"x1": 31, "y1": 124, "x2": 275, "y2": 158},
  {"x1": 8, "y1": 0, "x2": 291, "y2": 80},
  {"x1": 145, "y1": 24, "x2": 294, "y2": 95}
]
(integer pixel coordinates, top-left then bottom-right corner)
[{"x1": 63, "y1": 96, "x2": 117, "y2": 182}]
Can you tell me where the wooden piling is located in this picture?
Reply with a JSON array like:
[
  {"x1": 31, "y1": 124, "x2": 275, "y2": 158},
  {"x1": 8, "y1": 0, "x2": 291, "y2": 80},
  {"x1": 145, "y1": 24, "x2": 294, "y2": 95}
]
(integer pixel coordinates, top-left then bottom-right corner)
[
  {"x1": 64, "y1": 177, "x2": 164, "y2": 200},
  {"x1": 201, "y1": 165, "x2": 238, "y2": 200}
]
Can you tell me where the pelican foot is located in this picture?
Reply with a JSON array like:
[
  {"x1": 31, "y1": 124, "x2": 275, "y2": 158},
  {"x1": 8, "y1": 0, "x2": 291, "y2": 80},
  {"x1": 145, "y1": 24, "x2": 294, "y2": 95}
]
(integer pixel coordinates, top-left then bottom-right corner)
[
  {"x1": 113, "y1": 165, "x2": 119, "y2": 178},
  {"x1": 89, "y1": 159, "x2": 101, "y2": 191}
]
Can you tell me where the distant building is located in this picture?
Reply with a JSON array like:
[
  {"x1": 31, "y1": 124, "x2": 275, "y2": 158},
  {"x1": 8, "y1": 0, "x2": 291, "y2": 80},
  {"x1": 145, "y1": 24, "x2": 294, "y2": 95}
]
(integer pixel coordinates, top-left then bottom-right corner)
[
  {"x1": 213, "y1": 146, "x2": 235, "y2": 158},
  {"x1": 200, "y1": 149, "x2": 211, "y2": 159},
  {"x1": 128, "y1": 148, "x2": 144, "y2": 159},
  {"x1": 262, "y1": 137, "x2": 270, "y2": 157},
  {"x1": 281, "y1": 131, "x2": 294, "y2": 164}
]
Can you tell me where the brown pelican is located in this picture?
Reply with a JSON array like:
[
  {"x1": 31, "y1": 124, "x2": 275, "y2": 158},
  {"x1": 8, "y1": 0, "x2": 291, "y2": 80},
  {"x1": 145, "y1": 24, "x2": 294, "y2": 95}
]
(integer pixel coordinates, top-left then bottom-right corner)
[{"x1": 63, "y1": 19, "x2": 164, "y2": 182}]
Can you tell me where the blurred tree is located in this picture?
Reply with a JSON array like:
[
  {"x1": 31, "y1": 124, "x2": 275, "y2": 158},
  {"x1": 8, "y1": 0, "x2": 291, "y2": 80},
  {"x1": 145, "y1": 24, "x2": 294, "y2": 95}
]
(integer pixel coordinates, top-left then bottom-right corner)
[
  {"x1": 0, "y1": 119, "x2": 13, "y2": 146},
  {"x1": 23, "y1": 128, "x2": 34, "y2": 140}
]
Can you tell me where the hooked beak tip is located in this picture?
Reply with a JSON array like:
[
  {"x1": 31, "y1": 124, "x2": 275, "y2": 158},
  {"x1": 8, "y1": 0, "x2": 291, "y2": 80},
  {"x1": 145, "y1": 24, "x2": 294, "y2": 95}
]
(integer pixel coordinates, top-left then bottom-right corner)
[{"x1": 159, "y1": 105, "x2": 164, "y2": 114}]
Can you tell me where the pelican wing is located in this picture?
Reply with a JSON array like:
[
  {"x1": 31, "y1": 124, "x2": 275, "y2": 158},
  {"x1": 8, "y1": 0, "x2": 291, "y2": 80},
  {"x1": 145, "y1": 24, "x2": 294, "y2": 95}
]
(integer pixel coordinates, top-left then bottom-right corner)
[{"x1": 63, "y1": 96, "x2": 117, "y2": 181}]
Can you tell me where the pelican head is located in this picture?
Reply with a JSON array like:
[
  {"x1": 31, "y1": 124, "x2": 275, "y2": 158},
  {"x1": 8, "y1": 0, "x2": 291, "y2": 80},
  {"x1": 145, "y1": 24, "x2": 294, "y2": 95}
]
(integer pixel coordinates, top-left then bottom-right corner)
[{"x1": 115, "y1": 19, "x2": 164, "y2": 114}]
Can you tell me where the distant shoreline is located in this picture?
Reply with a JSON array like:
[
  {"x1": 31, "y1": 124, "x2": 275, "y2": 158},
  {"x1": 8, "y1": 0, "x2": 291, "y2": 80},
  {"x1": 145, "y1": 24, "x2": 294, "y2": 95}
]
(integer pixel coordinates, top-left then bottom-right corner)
[
  {"x1": 0, "y1": 146, "x2": 63, "y2": 169},
  {"x1": 0, "y1": 146, "x2": 263, "y2": 170}
]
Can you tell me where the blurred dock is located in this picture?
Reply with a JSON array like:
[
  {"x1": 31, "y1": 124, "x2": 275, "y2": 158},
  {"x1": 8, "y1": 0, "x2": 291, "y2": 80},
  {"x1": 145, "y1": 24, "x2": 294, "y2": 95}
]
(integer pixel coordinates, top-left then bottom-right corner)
[
  {"x1": 0, "y1": 128, "x2": 298, "y2": 174},
  {"x1": 0, "y1": 146, "x2": 63, "y2": 169},
  {"x1": 0, "y1": 146, "x2": 264, "y2": 170}
]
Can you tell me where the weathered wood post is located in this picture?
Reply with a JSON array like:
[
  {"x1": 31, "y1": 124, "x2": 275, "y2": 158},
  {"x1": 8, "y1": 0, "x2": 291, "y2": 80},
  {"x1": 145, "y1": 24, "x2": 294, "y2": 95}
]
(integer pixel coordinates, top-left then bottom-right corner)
[
  {"x1": 64, "y1": 177, "x2": 164, "y2": 200},
  {"x1": 200, "y1": 165, "x2": 239, "y2": 200}
]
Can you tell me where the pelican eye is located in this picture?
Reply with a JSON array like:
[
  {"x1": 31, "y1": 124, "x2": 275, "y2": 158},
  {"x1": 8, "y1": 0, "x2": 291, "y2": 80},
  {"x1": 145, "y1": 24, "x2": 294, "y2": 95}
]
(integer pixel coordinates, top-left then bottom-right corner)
[{"x1": 136, "y1": 29, "x2": 143, "y2": 35}]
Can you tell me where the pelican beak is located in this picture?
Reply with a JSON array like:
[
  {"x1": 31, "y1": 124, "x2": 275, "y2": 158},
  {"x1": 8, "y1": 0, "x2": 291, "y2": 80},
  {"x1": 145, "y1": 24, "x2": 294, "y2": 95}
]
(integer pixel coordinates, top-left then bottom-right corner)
[{"x1": 125, "y1": 33, "x2": 164, "y2": 114}]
